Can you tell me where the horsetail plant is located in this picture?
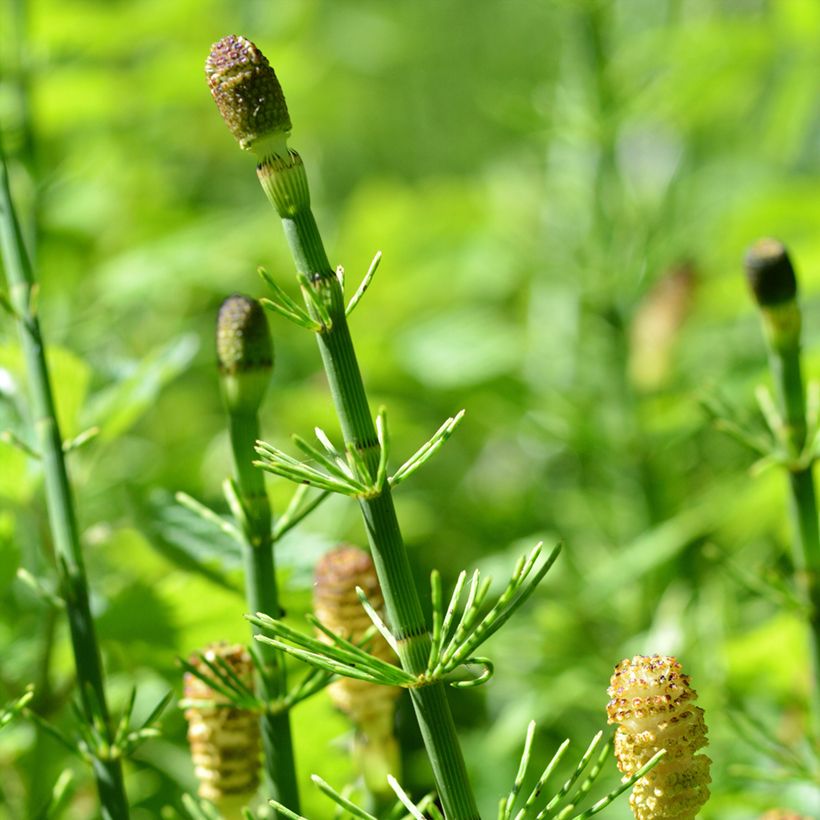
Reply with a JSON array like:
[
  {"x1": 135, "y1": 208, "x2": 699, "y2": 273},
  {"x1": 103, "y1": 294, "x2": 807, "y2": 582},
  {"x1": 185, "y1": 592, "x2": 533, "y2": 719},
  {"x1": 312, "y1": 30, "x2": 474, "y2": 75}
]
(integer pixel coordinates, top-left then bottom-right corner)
[
  {"x1": 175, "y1": 293, "x2": 336, "y2": 816},
  {"x1": 743, "y1": 239, "x2": 820, "y2": 735},
  {"x1": 205, "y1": 34, "x2": 665, "y2": 819},
  {"x1": 700, "y1": 237, "x2": 820, "y2": 797},
  {"x1": 205, "y1": 34, "x2": 485, "y2": 818},
  {"x1": 0, "y1": 140, "x2": 131, "y2": 818},
  {"x1": 216, "y1": 293, "x2": 300, "y2": 813}
]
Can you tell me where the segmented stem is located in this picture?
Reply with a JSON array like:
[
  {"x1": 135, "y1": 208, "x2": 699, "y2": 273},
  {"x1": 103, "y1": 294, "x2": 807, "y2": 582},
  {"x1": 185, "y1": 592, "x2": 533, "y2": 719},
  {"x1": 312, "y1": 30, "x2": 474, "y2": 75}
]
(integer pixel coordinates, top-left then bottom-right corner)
[
  {"x1": 746, "y1": 239, "x2": 820, "y2": 738},
  {"x1": 261, "y1": 152, "x2": 480, "y2": 819},
  {"x1": 0, "y1": 144, "x2": 129, "y2": 818},
  {"x1": 227, "y1": 409, "x2": 301, "y2": 814},
  {"x1": 771, "y1": 344, "x2": 820, "y2": 736}
]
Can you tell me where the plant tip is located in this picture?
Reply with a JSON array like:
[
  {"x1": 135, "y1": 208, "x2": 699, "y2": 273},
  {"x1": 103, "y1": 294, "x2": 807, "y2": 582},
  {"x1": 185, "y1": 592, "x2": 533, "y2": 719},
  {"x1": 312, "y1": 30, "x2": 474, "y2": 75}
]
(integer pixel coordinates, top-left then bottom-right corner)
[
  {"x1": 744, "y1": 238, "x2": 797, "y2": 307},
  {"x1": 206, "y1": 35, "x2": 291, "y2": 154},
  {"x1": 217, "y1": 294, "x2": 272, "y2": 375},
  {"x1": 217, "y1": 295, "x2": 273, "y2": 413}
]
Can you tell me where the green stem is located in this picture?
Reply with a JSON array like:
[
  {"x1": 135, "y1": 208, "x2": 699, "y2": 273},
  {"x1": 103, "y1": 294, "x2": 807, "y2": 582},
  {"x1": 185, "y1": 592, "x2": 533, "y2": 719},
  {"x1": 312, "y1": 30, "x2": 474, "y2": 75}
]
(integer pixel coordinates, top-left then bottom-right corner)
[
  {"x1": 0, "y1": 146, "x2": 128, "y2": 817},
  {"x1": 767, "y1": 335, "x2": 820, "y2": 739},
  {"x1": 227, "y1": 410, "x2": 301, "y2": 814},
  {"x1": 261, "y1": 155, "x2": 480, "y2": 819},
  {"x1": 27, "y1": 601, "x2": 58, "y2": 817}
]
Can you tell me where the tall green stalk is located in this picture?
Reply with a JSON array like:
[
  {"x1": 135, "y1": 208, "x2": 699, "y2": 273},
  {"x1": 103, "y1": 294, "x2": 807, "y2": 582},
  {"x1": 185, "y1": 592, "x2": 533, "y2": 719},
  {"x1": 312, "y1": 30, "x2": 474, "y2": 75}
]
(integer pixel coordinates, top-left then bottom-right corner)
[
  {"x1": 745, "y1": 239, "x2": 820, "y2": 738},
  {"x1": 216, "y1": 295, "x2": 300, "y2": 814},
  {"x1": 205, "y1": 36, "x2": 481, "y2": 818},
  {"x1": 268, "y1": 193, "x2": 479, "y2": 820},
  {"x1": 0, "y1": 144, "x2": 129, "y2": 817}
]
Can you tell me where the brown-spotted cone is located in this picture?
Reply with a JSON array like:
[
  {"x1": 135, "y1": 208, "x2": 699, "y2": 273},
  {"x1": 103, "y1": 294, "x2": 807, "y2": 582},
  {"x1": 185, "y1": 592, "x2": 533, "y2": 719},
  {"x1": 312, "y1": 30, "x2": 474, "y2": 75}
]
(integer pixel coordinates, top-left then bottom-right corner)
[
  {"x1": 183, "y1": 643, "x2": 260, "y2": 805},
  {"x1": 206, "y1": 35, "x2": 291, "y2": 151},
  {"x1": 217, "y1": 295, "x2": 272, "y2": 376},
  {"x1": 314, "y1": 545, "x2": 400, "y2": 735},
  {"x1": 607, "y1": 655, "x2": 711, "y2": 820}
]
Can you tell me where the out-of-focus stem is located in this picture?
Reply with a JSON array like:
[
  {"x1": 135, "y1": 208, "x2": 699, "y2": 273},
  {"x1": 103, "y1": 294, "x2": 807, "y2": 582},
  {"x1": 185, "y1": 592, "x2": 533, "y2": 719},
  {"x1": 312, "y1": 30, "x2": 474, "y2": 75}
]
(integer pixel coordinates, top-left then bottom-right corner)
[
  {"x1": 0, "y1": 143, "x2": 129, "y2": 819},
  {"x1": 230, "y1": 410, "x2": 300, "y2": 814},
  {"x1": 217, "y1": 295, "x2": 300, "y2": 814},
  {"x1": 746, "y1": 239, "x2": 820, "y2": 739}
]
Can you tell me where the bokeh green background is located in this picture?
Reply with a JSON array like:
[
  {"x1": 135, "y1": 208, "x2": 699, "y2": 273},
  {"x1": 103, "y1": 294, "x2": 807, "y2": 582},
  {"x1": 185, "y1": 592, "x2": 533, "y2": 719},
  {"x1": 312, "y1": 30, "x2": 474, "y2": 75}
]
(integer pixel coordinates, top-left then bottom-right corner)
[{"x1": 1, "y1": 0, "x2": 819, "y2": 817}]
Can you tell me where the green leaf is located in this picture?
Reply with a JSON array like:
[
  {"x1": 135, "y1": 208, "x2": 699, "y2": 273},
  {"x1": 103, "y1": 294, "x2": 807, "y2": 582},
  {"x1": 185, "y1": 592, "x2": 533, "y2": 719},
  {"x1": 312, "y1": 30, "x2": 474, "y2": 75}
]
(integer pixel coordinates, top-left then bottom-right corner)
[
  {"x1": 83, "y1": 334, "x2": 198, "y2": 440},
  {"x1": 0, "y1": 343, "x2": 91, "y2": 437},
  {"x1": 135, "y1": 490, "x2": 242, "y2": 591},
  {"x1": 396, "y1": 308, "x2": 522, "y2": 388},
  {"x1": 584, "y1": 506, "x2": 717, "y2": 600}
]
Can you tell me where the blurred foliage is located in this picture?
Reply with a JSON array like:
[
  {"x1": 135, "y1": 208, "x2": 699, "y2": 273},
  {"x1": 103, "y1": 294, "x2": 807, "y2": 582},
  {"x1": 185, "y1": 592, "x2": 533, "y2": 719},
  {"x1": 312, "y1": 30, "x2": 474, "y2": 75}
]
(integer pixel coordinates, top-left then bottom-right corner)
[{"x1": 1, "y1": 0, "x2": 820, "y2": 817}]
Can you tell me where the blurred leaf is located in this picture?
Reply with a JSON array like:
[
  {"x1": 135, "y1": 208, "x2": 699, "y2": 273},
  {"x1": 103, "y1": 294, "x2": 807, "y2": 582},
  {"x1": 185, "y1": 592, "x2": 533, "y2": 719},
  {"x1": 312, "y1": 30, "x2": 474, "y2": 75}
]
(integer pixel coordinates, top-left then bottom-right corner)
[
  {"x1": 96, "y1": 579, "x2": 179, "y2": 654},
  {"x1": 0, "y1": 441, "x2": 33, "y2": 502},
  {"x1": 135, "y1": 490, "x2": 241, "y2": 591},
  {"x1": 83, "y1": 334, "x2": 198, "y2": 441},
  {"x1": 585, "y1": 504, "x2": 718, "y2": 601},
  {"x1": 0, "y1": 513, "x2": 18, "y2": 592},
  {"x1": 0, "y1": 344, "x2": 91, "y2": 437},
  {"x1": 395, "y1": 308, "x2": 522, "y2": 388},
  {"x1": 725, "y1": 613, "x2": 806, "y2": 700},
  {"x1": 46, "y1": 347, "x2": 92, "y2": 438}
]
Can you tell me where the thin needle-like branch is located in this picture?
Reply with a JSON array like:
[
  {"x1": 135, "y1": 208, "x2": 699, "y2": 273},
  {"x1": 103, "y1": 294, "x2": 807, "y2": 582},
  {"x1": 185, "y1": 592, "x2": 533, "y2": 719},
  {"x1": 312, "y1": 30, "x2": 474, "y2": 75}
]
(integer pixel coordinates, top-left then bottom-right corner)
[
  {"x1": 272, "y1": 484, "x2": 330, "y2": 540},
  {"x1": 356, "y1": 585, "x2": 401, "y2": 655},
  {"x1": 388, "y1": 775, "x2": 427, "y2": 820},
  {"x1": 346, "y1": 251, "x2": 382, "y2": 317},
  {"x1": 175, "y1": 491, "x2": 244, "y2": 543},
  {"x1": 500, "y1": 721, "x2": 535, "y2": 820},
  {"x1": 390, "y1": 411, "x2": 466, "y2": 487}
]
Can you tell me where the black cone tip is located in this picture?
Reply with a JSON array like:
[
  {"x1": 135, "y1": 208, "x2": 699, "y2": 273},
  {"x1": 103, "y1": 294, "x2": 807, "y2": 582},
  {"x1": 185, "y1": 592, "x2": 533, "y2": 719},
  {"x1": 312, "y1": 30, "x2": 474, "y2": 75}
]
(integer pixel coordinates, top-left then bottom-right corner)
[{"x1": 744, "y1": 238, "x2": 797, "y2": 307}]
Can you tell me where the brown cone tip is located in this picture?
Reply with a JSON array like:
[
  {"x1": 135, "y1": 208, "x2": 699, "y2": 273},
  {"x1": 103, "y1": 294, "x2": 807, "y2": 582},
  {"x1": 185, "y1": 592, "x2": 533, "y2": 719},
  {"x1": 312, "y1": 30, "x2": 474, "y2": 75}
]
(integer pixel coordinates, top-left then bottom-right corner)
[
  {"x1": 313, "y1": 545, "x2": 387, "y2": 642},
  {"x1": 206, "y1": 35, "x2": 291, "y2": 151},
  {"x1": 744, "y1": 238, "x2": 797, "y2": 307},
  {"x1": 216, "y1": 295, "x2": 272, "y2": 375},
  {"x1": 315, "y1": 545, "x2": 378, "y2": 590}
]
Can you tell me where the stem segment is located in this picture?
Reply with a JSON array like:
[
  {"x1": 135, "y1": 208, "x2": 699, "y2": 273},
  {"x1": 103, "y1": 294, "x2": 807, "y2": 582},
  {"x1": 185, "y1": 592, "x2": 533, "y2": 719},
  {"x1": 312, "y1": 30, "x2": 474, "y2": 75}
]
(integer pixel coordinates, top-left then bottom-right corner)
[
  {"x1": 746, "y1": 238, "x2": 820, "y2": 739},
  {"x1": 768, "y1": 337, "x2": 820, "y2": 737},
  {"x1": 228, "y1": 410, "x2": 301, "y2": 814},
  {"x1": 0, "y1": 145, "x2": 129, "y2": 818},
  {"x1": 216, "y1": 294, "x2": 302, "y2": 816},
  {"x1": 259, "y1": 152, "x2": 480, "y2": 819}
]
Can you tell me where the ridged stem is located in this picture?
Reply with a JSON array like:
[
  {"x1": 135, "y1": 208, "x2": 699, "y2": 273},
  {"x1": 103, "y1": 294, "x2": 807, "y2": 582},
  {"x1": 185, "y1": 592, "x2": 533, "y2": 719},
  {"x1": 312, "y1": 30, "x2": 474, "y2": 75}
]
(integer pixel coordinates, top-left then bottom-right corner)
[
  {"x1": 767, "y1": 338, "x2": 820, "y2": 738},
  {"x1": 226, "y1": 410, "x2": 300, "y2": 814},
  {"x1": 0, "y1": 145, "x2": 129, "y2": 818},
  {"x1": 260, "y1": 155, "x2": 480, "y2": 819}
]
